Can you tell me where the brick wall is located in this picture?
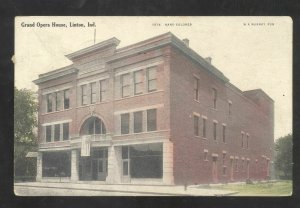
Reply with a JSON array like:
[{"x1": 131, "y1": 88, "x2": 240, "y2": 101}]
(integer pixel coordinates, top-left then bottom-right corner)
[{"x1": 169, "y1": 46, "x2": 274, "y2": 185}]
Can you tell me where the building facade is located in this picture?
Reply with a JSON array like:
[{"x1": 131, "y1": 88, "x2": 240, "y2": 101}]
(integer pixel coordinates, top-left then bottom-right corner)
[{"x1": 33, "y1": 32, "x2": 274, "y2": 185}]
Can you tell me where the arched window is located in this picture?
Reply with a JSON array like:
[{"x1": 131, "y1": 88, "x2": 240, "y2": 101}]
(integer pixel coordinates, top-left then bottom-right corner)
[{"x1": 80, "y1": 116, "x2": 106, "y2": 136}]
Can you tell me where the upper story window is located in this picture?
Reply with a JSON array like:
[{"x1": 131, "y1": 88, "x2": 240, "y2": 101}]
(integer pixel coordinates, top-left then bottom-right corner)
[
  {"x1": 45, "y1": 122, "x2": 70, "y2": 142},
  {"x1": 222, "y1": 124, "x2": 226, "y2": 143},
  {"x1": 194, "y1": 115, "x2": 199, "y2": 136},
  {"x1": 228, "y1": 101, "x2": 232, "y2": 115},
  {"x1": 64, "y1": 89, "x2": 70, "y2": 109},
  {"x1": 54, "y1": 124, "x2": 60, "y2": 141},
  {"x1": 63, "y1": 123, "x2": 69, "y2": 140},
  {"x1": 194, "y1": 77, "x2": 199, "y2": 101},
  {"x1": 203, "y1": 150, "x2": 208, "y2": 161},
  {"x1": 202, "y1": 117, "x2": 207, "y2": 138},
  {"x1": 241, "y1": 132, "x2": 245, "y2": 148},
  {"x1": 46, "y1": 94, "x2": 53, "y2": 113},
  {"x1": 147, "y1": 109, "x2": 157, "y2": 131},
  {"x1": 80, "y1": 117, "x2": 106, "y2": 135},
  {"x1": 121, "y1": 73, "x2": 130, "y2": 98},
  {"x1": 133, "y1": 111, "x2": 143, "y2": 133},
  {"x1": 134, "y1": 70, "x2": 143, "y2": 95},
  {"x1": 81, "y1": 85, "x2": 88, "y2": 105},
  {"x1": 246, "y1": 134, "x2": 249, "y2": 149},
  {"x1": 222, "y1": 152, "x2": 226, "y2": 164},
  {"x1": 100, "y1": 79, "x2": 107, "y2": 102},
  {"x1": 46, "y1": 125, "x2": 52, "y2": 142},
  {"x1": 147, "y1": 67, "x2": 157, "y2": 92},
  {"x1": 121, "y1": 113, "x2": 130, "y2": 134},
  {"x1": 212, "y1": 88, "x2": 217, "y2": 109},
  {"x1": 90, "y1": 82, "x2": 97, "y2": 104},
  {"x1": 213, "y1": 121, "x2": 217, "y2": 140},
  {"x1": 55, "y1": 92, "x2": 62, "y2": 111}
]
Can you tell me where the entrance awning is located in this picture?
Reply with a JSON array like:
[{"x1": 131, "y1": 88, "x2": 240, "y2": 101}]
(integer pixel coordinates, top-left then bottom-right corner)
[{"x1": 26, "y1": 151, "x2": 38, "y2": 158}]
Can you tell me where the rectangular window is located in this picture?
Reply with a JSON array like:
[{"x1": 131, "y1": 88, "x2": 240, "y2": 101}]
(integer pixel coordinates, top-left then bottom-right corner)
[
  {"x1": 63, "y1": 123, "x2": 69, "y2": 140},
  {"x1": 133, "y1": 111, "x2": 143, "y2": 133},
  {"x1": 147, "y1": 109, "x2": 157, "y2": 131},
  {"x1": 235, "y1": 159, "x2": 238, "y2": 172},
  {"x1": 91, "y1": 82, "x2": 97, "y2": 104},
  {"x1": 129, "y1": 143, "x2": 163, "y2": 178},
  {"x1": 204, "y1": 151, "x2": 208, "y2": 161},
  {"x1": 212, "y1": 88, "x2": 217, "y2": 109},
  {"x1": 55, "y1": 92, "x2": 62, "y2": 111},
  {"x1": 147, "y1": 67, "x2": 157, "y2": 92},
  {"x1": 64, "y1": 89, "x2": 70, "y2": 109},
  {"x1": 42, "y1": 152, "x2": 71, "y2": 177},
  {"x1": 46, "y1": 94, "x2": 53, "y2": 113},
  {"x1": 99, "y1": 79, "x2": 107, "y2": 102},
  {"x1": 46, "y1": 126, "x2": 52, "y2": 142},
  {"x1": 81, "y1": 85, "x2": 88, "y2": 105},
  {"x1": 241, "y1": 159, "x2": 245, "y2": 171},
  {"x1": 222, "y1": 153, "x2": 226, "y2": 164},
  {"x1": 121, "y1": 73, "x2": 130, "y2": 98},
  {"x1": 228, "y1": 101, "x2": 232, "y2": 115},
  {"x1": 213, "y1": 122, "x2": 217, "y2": 140},
  {"x1": 194, "y1": 77, "x2": 199, "y2": 100},
  {"x1": 121, "y1": 113, "x2": 130, "y2": 134},
  {"x1": 222, "y1": 166, "x2": 227, "y2": 176},
  {"x1": 134, "y1": 70, "x2": 143, "y2": 95},
  {"x1": 194, "y1": 115, "x2": 199, "y2": 136},
  {"x1": 54, "y1": 124, "x2": 60, "y2": 141},
  {"x1": 246, "y1": 134, "x2": 249, "y2": 149},
  {"x1": 241, "y1": 133, "x2": 244, "y2": 148},
  {"x1": 222, "y1": 125, "x2": 226, "y2": 143},
  {"x1": 202, "y1": 118, "x2": 207, "y2": 138}
]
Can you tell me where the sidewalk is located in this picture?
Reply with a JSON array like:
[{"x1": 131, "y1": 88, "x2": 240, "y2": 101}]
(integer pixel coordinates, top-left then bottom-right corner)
[{"x1": 14, "y1": 182, "x2": 238, "y2": 196}]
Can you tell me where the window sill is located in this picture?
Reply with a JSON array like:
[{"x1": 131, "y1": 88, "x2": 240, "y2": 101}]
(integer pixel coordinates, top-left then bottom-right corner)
[
  {"x1": 115, "y1": 90, "x2": 164, "y2": 101},
  {"x1": 42, "y1": 108, "x2": 72, "y2": 115},
  {"x1": 76, "y1": 100, "x2": 111, "y2": 109},
  {"x1": 115, "y1": 129, "x2": 169, "y2": 137},
  {"x1": 204, "y1": 159, "x2": 209, "y2": 162},
  {"x1": 42, "y1": 140, "x2": 70, "y2": 144},
  {"x1": 211, "y1": 108, "x2": 218, "y2": 111},
  {"x1": 194, "y1": 99, "x2": 200, "y2": 104},
  {"x1": 202, "y1": 137, "x2": 207, "y2": 140}
]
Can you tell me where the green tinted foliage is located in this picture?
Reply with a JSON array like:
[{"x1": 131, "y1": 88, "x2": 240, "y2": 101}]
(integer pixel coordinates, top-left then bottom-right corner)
[
  {"x1": 14, "y1": 87, "x2": 38, "y2": 177},
  {"x1": 274, "y1": 134, "x2": 292, "y2": 179}
]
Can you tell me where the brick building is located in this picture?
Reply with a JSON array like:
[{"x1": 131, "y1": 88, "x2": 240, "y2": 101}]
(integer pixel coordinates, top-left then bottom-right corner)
[{"x1": 33, "y1": 32, "x2": 274, "y2": 185}]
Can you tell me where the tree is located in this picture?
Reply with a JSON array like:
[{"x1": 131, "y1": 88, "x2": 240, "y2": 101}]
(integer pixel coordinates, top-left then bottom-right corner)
[
  {"x1": 14, "y1": 87, "x2": 38, "y2": 179},
  {"x1": 274, "y1": 134, "x2": 292, "y2": 179}
]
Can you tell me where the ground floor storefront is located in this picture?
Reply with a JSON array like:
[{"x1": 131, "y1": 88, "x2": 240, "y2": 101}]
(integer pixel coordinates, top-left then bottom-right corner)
[{"x1": 36, "y1": 141, "x2": 174, "y2": 184}]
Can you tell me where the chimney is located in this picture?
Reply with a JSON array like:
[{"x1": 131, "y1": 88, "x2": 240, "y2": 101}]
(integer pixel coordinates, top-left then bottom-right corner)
[
  {"x1": 205, "y1": 57, "x2": 212, "y2": 64},
  {"x1": 182, "y1": 38, "x2": 189, "y2": 47}
]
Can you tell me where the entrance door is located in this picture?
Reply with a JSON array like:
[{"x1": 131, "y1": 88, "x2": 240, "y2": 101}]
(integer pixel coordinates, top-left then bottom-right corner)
[
  {"x1": 92, "y1": 158, "x2": 107, "y2": 181},
  {"x1": 230, "y1": 158, "x2": 234, "y2": 181},
  {"x1": 247, "y1": 160, "x2": 250, "y2": 180},
  {"x1": 97, "y1": 159, "x2": 107, "y2": 180},
  {"x1": 212, "y1": 156, "x2": 218, "y2": 183}
]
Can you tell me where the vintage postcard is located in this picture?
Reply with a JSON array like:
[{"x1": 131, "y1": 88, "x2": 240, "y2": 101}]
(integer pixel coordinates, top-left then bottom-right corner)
[{"x1": 14, "y1": 16, "x2": 292, "y2": 196}]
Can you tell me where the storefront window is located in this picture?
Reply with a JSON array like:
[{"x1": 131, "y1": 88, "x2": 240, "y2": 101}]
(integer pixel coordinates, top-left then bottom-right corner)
[
  {"x1": 42, "y1": 152, "x2": 71, "y2": 177},
  {"x1": 130, "y1": 143, "x2": 163, "y2": 178}
]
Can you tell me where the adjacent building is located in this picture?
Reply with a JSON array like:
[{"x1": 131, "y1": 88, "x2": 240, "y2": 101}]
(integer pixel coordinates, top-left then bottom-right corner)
[{"x1": 33, "y1": 32, "x2": 274, "y2": 185}]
